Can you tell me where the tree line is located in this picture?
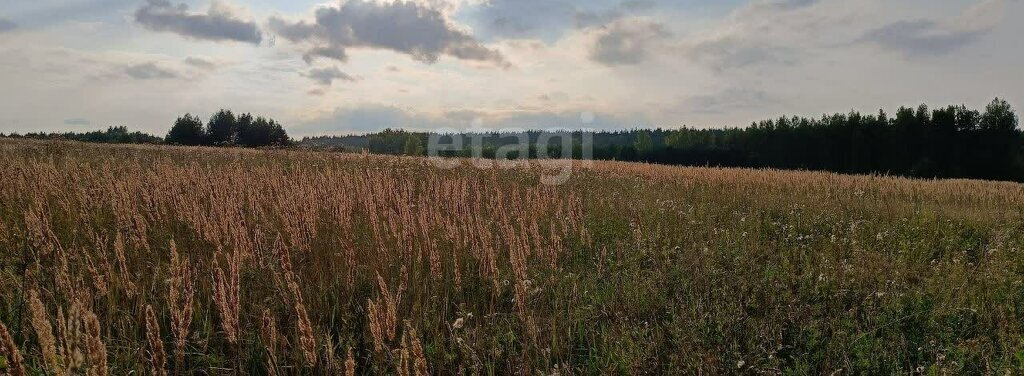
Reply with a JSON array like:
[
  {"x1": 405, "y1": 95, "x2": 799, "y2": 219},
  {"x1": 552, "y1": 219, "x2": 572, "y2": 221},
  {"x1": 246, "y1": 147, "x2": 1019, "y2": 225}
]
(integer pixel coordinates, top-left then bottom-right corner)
[
  {"x1": 165, "y1": 110, "x2": 292, "y2": 147},
  {"x1": 3, "y1": 99, "x2": 1020, "y2": 181},
  {"x1": 1, "y1": 126, "x2": 162, "y2": 144},
  {"x1": 643, "y1": 99, "x2": 1021, "y2": 181},
  {"x1": 0, "y1": 110, "x2": 293, "y2": 148},
  {"x1": 304, "y1": 98, "x2": 1023, "y2": 182}
]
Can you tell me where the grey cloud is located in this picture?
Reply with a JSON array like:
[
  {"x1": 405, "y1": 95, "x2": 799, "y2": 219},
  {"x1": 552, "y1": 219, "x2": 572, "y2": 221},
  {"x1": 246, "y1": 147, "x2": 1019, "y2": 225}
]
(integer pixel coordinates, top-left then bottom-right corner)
[
  {"x1": 0, "y1": 18, "x2": 16, "y2": 33},
  {"x1": 304, "y1": 66, "x2": 356, "y2": 86},
  {"x1": 857, "y1": 0, "x2": 1008, "y2": 57},
  {"x1": 64, "y1": 118, "x2": 91, "y2": 126},
  {"x1": 681, "y1": 88, "x2": 778, "y2": 115},
  {"x1": 686, "y1": 38, "x2": 797, "y2": 71},
  {"x1": 766, "y1": 0, "x2": 821, "y2": 10},
  {"x1": 859, "y1": 20, "x2": 988, "y2": 57},
  {"x1": 267, "y1": 16, "x2": 316, "y2": 42},
  {"x1": 470, "y1": 0, "x2": 658, "y2": 42},
  {"x1": 134, "y1": 0, "x2": 262, "y2": 44},
  {"x1": 269, "y1": 1, "x2": 505, "y2": 66},
  {"x1": 304, "y1": 45, "x2": 349, "y2": 64},
  {"x1": 675, "y1": 0, "x2": 826, "y2": 71},
  {"x1": 184, "y1": 56, "x2": 218, "y2": 70},
  {"x1": 124, "y1": 62, "x2": 179, "y2": 80},
  {"x1": 735, "y1": 0, "x2": 822, "y2": 18},
  {"x1": 590, "y1": 19, "x2": 671, "y2": 66}
]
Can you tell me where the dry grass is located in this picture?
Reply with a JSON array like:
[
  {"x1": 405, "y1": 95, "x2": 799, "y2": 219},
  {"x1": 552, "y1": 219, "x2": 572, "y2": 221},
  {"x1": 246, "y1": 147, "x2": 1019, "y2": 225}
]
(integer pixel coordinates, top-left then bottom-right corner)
[
  {"x1": 1, "y1": 138, "x2": 1023, "y2": 374},
  {"x1": 144, "y1": 304, "x2": 167, "y2": 376},
  {"x1": 0, "y1": 320, "x2": 25, "y2": 376}
]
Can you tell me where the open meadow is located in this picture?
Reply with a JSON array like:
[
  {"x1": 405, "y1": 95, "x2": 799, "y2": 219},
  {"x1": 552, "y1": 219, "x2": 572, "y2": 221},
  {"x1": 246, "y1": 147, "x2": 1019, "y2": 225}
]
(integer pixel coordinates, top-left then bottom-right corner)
[{"x1": 2, "y1": 138, "x2": 1024, "y2": 374}]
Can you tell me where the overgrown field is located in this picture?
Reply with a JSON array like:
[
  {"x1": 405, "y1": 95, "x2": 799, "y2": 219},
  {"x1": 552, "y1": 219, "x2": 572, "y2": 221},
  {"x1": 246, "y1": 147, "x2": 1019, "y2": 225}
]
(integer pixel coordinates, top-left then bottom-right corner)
[{"x1": 2, "y1": 139, "x2": 1024, "y2": 374}]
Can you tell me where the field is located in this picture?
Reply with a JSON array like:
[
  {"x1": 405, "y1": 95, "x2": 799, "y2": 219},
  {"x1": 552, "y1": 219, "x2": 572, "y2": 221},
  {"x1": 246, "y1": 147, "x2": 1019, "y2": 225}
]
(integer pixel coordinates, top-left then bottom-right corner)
[{"x1": 2, "y1": 138, "x2": 1024, "y2": 374}]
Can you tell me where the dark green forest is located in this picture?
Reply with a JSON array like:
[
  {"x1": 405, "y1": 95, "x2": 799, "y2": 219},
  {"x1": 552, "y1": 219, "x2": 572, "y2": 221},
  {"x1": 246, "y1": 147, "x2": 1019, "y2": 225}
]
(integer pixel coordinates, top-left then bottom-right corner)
[
  {"x1": 305, "y1": 98, "x2": 1023, "y2": 182},
  {"x1": 1, "y1": 110, "x2": 292, "y2": 148},
  {"x1": 164, "y1": 110, "x2": 292, "y2": 147},
  {"x1": 4, "y1": 99, "x2": 1021, "y2": 181},
  {"x1": 2, "y1": 126, "x2": 163, "y2": 144}
]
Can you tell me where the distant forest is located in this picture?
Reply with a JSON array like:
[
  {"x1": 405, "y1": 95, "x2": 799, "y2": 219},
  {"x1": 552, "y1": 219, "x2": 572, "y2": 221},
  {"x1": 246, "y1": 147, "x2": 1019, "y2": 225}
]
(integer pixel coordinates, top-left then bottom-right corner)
[
  {"x1": 2, "y1": 126, "x2": 163, "y2": 144},
  {"x1": 1, "y1": 110, "x2": 292, "y2": 148},
  {"x1": 3, "y1": 99, "x2": 1021, "y2": 181},
  {"x1": 304, "y1": 98, "x2": 1023, "y2": 182}
]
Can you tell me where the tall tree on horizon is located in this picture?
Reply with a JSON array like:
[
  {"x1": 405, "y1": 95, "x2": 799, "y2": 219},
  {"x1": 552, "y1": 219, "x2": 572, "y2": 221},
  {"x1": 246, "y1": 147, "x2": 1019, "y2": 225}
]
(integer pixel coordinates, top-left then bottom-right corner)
[
  {"x1": 165, "y1": 114, "x2": 206, "y2": 146},
  {"x1": 207, "y1": 109, "x2": 237, "y2": 146}
]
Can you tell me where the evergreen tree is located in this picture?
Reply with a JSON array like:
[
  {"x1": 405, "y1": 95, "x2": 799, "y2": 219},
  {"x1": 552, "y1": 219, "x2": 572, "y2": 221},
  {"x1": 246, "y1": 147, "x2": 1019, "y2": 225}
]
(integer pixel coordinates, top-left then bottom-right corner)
[
  {"x1": 234, "y1": 115, "x2": 292, "y2": 147},
  {"x1": 634, "y1": 130, "x2": 653, "y2": 160},
  {"x1": 981, "y1": 98, "x2": 1018, "y2": 131},
  {"x1": 207, "y1": 109, "x2": 237, "y2": 146},
  {"x1": 165, "y1": 114, "x2": 206, "y2": 146},
  {"x1": 267, "y1": 120, "x2": 291, "y2": 146}
]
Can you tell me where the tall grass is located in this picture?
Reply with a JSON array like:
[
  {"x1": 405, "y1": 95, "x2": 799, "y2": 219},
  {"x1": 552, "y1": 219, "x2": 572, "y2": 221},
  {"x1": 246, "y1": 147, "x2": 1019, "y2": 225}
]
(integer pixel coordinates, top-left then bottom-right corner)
[{"x1": 1, "y1": 138, "x2": 1023, "y2": 374}]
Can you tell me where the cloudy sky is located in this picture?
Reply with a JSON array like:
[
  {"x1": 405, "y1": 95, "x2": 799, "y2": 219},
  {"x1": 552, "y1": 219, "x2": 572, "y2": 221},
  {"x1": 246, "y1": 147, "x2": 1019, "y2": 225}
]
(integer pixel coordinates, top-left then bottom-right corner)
[{"x1": 0, "y1": 0, "x2": 1021, "y2": 136}]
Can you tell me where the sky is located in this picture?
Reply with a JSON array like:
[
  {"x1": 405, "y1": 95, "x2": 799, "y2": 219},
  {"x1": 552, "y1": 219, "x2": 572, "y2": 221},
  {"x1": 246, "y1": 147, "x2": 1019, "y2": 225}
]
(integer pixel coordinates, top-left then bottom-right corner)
[{"x1": 0, "y1": 0, "x2": 1022, "y2": 136}]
